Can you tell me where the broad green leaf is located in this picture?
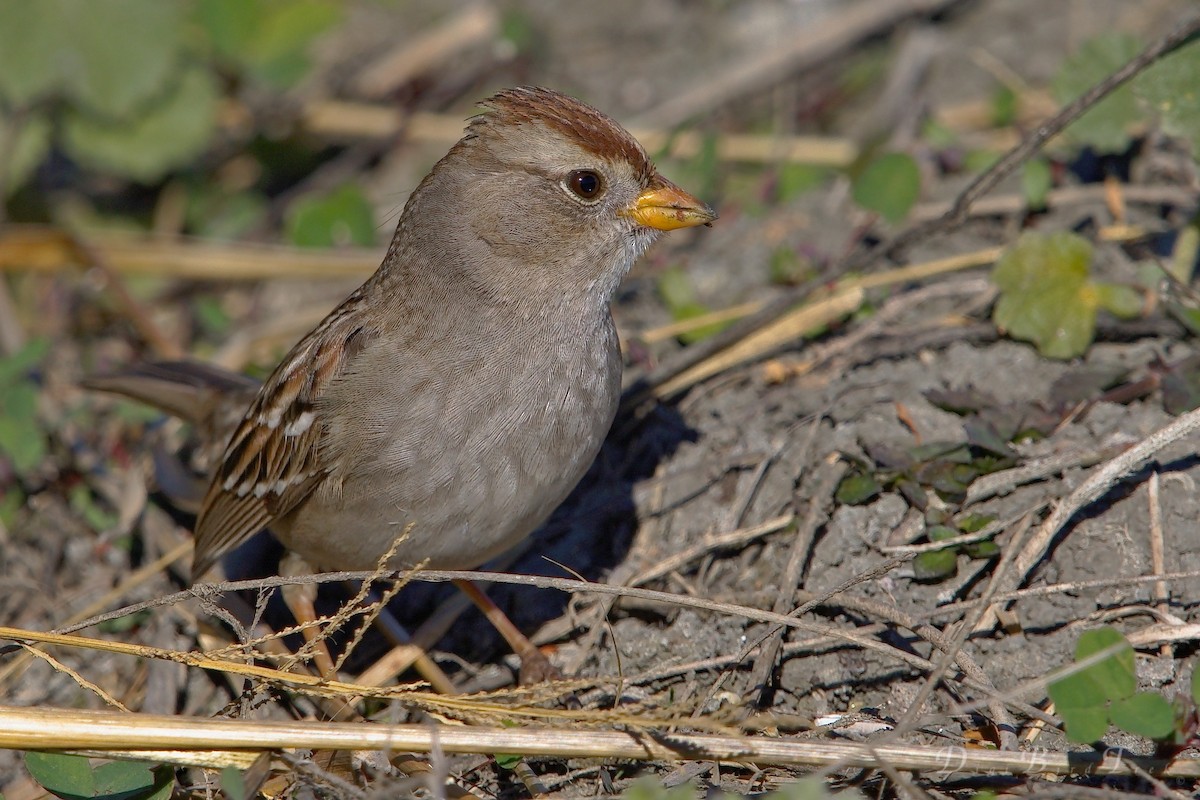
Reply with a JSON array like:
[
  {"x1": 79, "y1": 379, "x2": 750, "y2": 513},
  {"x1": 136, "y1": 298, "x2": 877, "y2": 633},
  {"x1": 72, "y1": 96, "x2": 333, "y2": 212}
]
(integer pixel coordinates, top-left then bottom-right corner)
[
  {"x1": 198, "y1": 0, "x2": 342, "y2": 87},
  {"x1": 24, "y1": 753, "x2": 171, "y2": 800},
  {"x1": 1110, "y1": 691, "x2": 1175, "y2": 739},
  {"x1": 60, "y1": 0, "x2": 187, "y2": 117},
  {"x1": 1053, "y1": 33, "x2": 1143, "y2": 153},
  {"x1": 1074, "y1": 626, "x2": 1136, "y2": 700},
  {"x1": 0, "y1": 1, "x2": 185, "y2": 116},
  {"x1": 0, "y1": 1, "x2": 60, "y2": 105},
  {"x1": 993, "y1": 231, "x2": 1097, "y2": 359},
  {"x1": 219, "y1": 767, "x2": 247, "y2": 800},
  {"x1": 1135, "y1": 39, "x2": 1200, "y2": 157},
  {"x1": 1049, "y1": 627, "x2": 1136, "y2": 743},
  {"x1": 913, "y1": 547, "x2": 957, "y2": 581},
  {"x1": 852, "y1": 152, "x2": 920, "y2": 224},
  {"x1": 1092, "y1": 283, "x2": 1143, "y2": 319},
  {"x1": 1056, "y1": 704, "x2": 1110, "y2": 744},
  {"x1": 0, "y1": 111, "x2": 52, "y2": 196},
  {"x1": 63, "y1": 67, "x2": 219, "y2": 182},
  {"x1": 1021, "y1": 157, "x2": 1052, "y2": 210},
  {"x1": 285, "y1": 184, "x2": 376, "y2": 248}
]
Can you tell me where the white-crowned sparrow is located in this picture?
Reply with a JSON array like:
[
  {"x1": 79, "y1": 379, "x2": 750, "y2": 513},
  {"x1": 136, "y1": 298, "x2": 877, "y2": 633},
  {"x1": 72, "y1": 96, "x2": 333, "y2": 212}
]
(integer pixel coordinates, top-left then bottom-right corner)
[{"x1": 90, "y1": 87, "x2": 716, "y2": 582}]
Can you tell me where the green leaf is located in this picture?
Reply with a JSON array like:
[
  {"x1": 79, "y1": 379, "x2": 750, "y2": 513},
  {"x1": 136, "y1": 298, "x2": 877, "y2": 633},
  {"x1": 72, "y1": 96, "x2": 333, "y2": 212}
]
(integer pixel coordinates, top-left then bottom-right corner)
[
  {"x1": 0, "y1": 383, "x2": 45, "y2": 474},
  {"x1": 69, "y1": 484, "x2": 118, "y2": 532},
  {"x1": 197, "y1": 0, "x2": 342, "y2": 87},
  {"x1": 0, "y1": 1, "x2": 61, "y2": 106},
  {"x1": 0, "y1": 487, "x2": 24, "y2": 528},
  {"x1": 1056, "y1": 704, "x2": 1110, "y2": 744},
  {"x1": 24, "y1": 753, "x2": 171, "y2": 800},
  {"x1": 835, "y1": 472, "x2": 880, "y2": 505},
  {"x1": 62, "y1": 66, "x2": 219, "y2": 182},
  {"x1": 1110, "y1": 691, "x2": 1175, "y2": 739},
  {"x1": 776, "y1": 164, "x2": 829, "y2": 202},
  {"x1": 991, "y1": 85, "x2": 1018, "y2": 127},
  {"x1": 1053, "y1": 33, "x2": 1143, "y2": 153},
  {"x1": 656, "y1": 267, "x2": 695, "y2": 311},
  {"x1": 1092, "y1": 283, "x2": 1143, "y2": 319},
  {"x1": 964, "y1": 539, "x2": 1000, "y2": 559},
  {"x1": 992, "y1": 231, "x2": 1097, "y2": 359},
  {"x1": 767, "y1": 777, "x2": 859, "y2": 800},
  {"x1": 0, "y1": 0, "x2": 186, "y2": 116},
  {"x1": 219, "y1": 767, "x2": 246, "y2": 800},
  {"x1": 852, "y1": 152, "x2": 920, "y2": 224},
  {"x1": 1021, "y1": 157, "x2": 1052, "y2": 210},
  {"x1": 913, "y1": 547, "x2": 958, "y2": 581},
  {"x1": 285, "y1": 183, "x2": 377, "y2": 248},
  {"x1": 1135, "y1": 39, "x2": 1200, "y2": 158},
  {"x1": 1074, "y1": 626, "x2": 1136, "y2": 700},
  {"x1": 493, "y1": 752, "x2": 522, "y2": 771},
  {"x1": 1049, "y1": 627, "x2": 1137, "y2": 743},
  {"x1": 0, "y1": 111, "x2": 52, "y2": 196},
  {"x1": 0, "y1": 337, "x2": 50, "y2": 384}
]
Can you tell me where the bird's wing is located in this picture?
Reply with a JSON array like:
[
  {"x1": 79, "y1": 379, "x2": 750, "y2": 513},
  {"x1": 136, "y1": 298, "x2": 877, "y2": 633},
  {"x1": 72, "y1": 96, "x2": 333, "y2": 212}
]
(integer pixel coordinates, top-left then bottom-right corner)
[{"x1": 192, "y1": 301, "x2": 374, "y2": 582}]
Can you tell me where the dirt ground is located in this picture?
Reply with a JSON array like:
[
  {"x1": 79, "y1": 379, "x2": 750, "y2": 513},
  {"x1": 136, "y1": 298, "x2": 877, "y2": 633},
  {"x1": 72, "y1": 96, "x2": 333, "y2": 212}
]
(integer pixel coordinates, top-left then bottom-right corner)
[{"x1": 2, "y1": 1, "x2": 1199, "y2": 798}]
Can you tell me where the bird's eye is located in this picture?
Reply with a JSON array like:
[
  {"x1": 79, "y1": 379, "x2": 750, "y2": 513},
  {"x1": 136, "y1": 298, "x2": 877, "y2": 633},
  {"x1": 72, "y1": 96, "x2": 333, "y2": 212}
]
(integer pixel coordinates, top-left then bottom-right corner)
[{"x1": 566, "y1": 170, "x2": 604, "y2": 201}]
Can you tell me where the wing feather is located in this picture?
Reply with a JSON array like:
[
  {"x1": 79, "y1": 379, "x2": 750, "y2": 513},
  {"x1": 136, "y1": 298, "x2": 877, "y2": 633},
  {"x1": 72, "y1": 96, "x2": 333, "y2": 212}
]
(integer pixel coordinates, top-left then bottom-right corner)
[{"x1": 190, "y1": 301, "x2": 373, "y2": 582}]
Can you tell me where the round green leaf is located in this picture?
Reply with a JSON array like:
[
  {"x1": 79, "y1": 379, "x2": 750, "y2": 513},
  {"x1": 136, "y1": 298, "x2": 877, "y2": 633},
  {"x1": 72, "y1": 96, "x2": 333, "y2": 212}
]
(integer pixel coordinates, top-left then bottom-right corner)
[
  {"x1": 1053, "y1": 33, "x2": 1143, "y2": 153},
  {"x1": 285, "y1": 184, "x2": 377, "y2": 248},
  {"x1": 25, "y1": 753, "x2": 171, "y2": 800},
  {"x1": 1110, "y1": 691, "x2": 1175, "y2": 740},
  {"x1": 852, "y1": 152, "x2": 921, "y2": 225},
  {"x1": 992, "y1": 231, "x2": 1098, "y2": 359},
  {"x1": 62, "y1": 66, "x2": 218, "y2": 182}
]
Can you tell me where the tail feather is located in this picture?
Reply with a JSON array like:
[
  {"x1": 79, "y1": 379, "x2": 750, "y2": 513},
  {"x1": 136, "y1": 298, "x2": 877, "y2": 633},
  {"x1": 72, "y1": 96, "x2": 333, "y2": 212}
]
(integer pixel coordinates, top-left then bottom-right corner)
[{"x1": 82, "y1": 360, "x2": 259, "y2": 426}]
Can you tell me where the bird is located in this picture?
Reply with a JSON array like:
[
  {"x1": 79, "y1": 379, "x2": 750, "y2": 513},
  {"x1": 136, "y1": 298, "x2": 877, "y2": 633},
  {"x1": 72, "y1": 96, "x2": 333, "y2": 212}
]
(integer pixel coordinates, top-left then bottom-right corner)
[{"x1": 88, "y1": 87, "x2": 716, "y2": 590}]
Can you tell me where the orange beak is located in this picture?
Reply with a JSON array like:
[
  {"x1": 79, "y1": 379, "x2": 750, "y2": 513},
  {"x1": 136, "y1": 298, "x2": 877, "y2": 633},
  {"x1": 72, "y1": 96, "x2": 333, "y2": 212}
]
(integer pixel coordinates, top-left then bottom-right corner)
[{"x1": 623, "y1": 177, "x2": 717, "y2": 231}]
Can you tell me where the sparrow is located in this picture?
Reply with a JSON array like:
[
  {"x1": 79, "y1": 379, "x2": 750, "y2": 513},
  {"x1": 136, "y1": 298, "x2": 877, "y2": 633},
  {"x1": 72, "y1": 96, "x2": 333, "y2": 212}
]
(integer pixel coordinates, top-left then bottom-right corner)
[{"x1": 89, "y1": 87, "x2": 716, "y2": 582}]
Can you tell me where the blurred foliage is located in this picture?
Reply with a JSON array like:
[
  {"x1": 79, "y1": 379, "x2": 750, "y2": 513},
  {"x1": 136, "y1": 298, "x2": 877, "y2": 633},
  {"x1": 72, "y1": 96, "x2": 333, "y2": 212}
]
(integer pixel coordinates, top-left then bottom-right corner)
[
  {"x1": 656, "y1": 267, "x2": 730, "y2": 345},
  {"x1": 1054, "y1": 32, "x2": 1200, "y2": 158},
  {"x1": 0, "y1": 337, "x2": 51, "y2": 477},
  {"x1": 0, "y1": 0, "x2": 342, "y2": 191},
  {"x1": 851, "y1": 152, "x2": 920, "y2": 225},
  {"x1": 992, "y1": 231, "x2": 1142, "y2": 359}
]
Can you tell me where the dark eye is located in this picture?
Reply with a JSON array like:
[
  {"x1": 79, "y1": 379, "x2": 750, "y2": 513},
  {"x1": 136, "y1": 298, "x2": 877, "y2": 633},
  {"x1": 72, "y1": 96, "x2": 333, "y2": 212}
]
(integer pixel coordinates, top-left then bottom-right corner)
[{"x1": 566, "y1": 170, "x2": 603, "y2": 200}]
